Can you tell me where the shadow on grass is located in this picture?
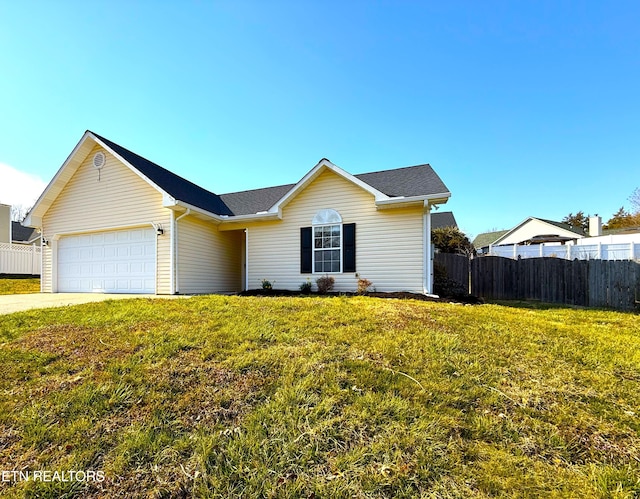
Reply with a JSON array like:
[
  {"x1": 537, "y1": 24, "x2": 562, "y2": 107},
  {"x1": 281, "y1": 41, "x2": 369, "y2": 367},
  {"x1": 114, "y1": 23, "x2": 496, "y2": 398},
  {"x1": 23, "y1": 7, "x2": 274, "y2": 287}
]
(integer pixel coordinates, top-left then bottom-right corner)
[{"x1": 488, "y1": 299, "x2": 640, "y2": 314}]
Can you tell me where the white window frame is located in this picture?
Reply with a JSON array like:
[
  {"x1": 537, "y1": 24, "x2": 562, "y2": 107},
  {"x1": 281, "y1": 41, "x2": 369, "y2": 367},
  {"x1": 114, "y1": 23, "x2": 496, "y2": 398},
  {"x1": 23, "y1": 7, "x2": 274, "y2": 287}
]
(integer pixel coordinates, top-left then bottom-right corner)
[{"x1": 312, "y1": 209, "x2": 343, "y2": 274}]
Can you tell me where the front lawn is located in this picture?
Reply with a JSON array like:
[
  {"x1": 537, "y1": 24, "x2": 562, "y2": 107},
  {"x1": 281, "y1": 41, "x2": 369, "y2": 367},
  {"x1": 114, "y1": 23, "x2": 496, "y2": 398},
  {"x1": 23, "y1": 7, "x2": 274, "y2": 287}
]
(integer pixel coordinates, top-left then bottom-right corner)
[
  {"x1": 0, "y1": 277, "x2": 40, "y2": 295},
  {"x1": 0, "y1": 296, "x2": 638, "y2": 497}
]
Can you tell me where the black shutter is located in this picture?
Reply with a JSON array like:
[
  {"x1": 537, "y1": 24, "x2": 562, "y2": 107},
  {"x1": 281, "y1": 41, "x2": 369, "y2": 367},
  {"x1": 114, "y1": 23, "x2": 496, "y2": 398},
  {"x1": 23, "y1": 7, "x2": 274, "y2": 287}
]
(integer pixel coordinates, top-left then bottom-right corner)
[
  {"x1": 343, "y1": 223, "x2": 356, "y2": 273},
  {"x1": 300, "y1": 227, "x2": 312, "y2": 274}
]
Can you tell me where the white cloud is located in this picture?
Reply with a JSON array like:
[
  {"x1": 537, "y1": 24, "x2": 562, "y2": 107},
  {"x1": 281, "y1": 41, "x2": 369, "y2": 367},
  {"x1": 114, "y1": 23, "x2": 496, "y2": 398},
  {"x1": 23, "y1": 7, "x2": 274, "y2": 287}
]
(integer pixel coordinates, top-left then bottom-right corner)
[{"x1": 0, "y1": 163, "x2": 47, "y2": 210}]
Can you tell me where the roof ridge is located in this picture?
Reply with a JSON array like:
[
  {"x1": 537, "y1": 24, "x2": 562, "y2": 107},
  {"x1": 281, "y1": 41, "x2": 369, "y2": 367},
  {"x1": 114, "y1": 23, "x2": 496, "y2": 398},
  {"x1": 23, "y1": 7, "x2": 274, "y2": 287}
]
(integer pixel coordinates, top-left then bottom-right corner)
[
  {"x1": 89, "y1": 131, "x2": 221, "y2": 196},
  {"x1": 536, "y1": 217, "x2": 586, "y2": 235},
  {"x1": 355, "y1": 163, "x2": 432, "y2": 177},
  {"x1": 220, "y1": 182, "x2": 296, "y2": 197}
]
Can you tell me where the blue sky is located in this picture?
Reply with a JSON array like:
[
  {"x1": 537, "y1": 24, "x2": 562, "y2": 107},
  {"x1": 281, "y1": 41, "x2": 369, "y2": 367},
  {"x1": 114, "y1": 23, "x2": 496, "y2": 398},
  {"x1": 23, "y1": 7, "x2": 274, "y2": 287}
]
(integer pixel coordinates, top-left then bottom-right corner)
[{"x1": 1, "y1": 1, "x2": 639, "y2": 238}]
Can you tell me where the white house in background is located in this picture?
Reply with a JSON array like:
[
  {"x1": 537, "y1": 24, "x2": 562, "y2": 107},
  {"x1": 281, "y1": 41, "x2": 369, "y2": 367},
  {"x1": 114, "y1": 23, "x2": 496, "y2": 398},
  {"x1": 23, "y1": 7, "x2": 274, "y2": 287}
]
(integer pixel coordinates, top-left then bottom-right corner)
[
  {"x1": 473, "y1": 217, "x2": 585, "y2": 253},
  {"x1": 25, "y1": 131, "x2": 451, "y2": 295},
  {"x1": 475, "y1": 215, "x2": 640, "y2": 261},
  {"x1": 575, "y1": 216, "x2": 640, "y2": 245}
]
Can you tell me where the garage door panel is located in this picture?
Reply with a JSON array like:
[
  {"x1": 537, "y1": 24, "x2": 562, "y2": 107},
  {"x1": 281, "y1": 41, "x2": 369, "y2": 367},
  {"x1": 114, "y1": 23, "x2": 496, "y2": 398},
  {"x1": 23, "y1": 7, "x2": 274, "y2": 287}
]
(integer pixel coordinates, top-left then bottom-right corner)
[{"x1": 58, "y1": 228, "x2": 156, "y2": 293}]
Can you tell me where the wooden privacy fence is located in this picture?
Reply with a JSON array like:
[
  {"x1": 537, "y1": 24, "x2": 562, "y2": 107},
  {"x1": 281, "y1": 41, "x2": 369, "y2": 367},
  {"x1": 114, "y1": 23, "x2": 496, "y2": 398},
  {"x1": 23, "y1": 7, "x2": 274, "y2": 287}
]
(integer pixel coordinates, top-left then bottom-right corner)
[
  {"x1": 434, "y1": 252, "x2": 470, "y2": 291},
  {"x1": 435, "y1": 253, "x2": 640, "y2": 311},
  {"x1": 0, "y1": 243, "x2": 41, "y2": 276}
]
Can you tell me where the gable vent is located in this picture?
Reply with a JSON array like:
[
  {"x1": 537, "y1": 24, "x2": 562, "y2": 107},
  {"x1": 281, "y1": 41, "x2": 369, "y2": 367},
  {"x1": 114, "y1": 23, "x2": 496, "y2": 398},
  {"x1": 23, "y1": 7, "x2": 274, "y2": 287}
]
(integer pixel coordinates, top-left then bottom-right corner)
[{"x1": 93, "y1": 152, "x2": 106, "y2": 169}]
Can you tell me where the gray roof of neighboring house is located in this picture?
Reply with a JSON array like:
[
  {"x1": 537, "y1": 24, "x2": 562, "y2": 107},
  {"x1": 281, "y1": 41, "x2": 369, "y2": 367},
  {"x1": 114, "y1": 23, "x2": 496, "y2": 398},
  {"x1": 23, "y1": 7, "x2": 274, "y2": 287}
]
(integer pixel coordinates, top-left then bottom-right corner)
[
  {"x1": 472, "y1": 217, "x2": 585, "y2": 249},
  {"x1": 536, "y1": 218, "x2": 586, "y2": 237},
  {"x1": 92, "y1": 132, "x2": 451, "y2": 217},
  {"x1": 12, "y1": 221, "x2": 39, "y2": 242},
  {"x1": 431, "y1": 211, "x2": 457, "y2": 229},
  {"x1": 602, "y1": 226, "x2": 640, "y2": 235}
]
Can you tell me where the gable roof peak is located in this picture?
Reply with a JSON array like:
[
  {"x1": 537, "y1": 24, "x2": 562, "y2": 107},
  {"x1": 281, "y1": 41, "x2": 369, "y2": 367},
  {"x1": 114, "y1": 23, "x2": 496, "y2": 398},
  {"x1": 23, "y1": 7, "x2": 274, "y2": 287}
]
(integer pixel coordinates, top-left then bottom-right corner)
[{"x1": 88, "y1": 131, "x2": 234, "y2": 216}]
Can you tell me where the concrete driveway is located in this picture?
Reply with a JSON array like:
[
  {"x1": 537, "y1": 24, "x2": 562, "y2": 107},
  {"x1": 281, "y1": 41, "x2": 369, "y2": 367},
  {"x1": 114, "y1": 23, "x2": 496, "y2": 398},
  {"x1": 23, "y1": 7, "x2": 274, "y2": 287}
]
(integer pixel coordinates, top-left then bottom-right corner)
[{"x1": 0, "y1": 293, "x2": 190, "y2": 315}]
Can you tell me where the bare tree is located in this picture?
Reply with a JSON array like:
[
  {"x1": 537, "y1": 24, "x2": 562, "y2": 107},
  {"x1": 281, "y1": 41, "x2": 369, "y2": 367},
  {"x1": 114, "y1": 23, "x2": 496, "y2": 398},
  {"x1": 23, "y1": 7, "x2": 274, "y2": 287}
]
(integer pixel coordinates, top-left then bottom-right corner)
[
  {"x1": 629, "y1": 188, "x2": 640, "y2": 214},
  {"x1": 10, "y1": 204, "x2": 30, "y2": 222}
]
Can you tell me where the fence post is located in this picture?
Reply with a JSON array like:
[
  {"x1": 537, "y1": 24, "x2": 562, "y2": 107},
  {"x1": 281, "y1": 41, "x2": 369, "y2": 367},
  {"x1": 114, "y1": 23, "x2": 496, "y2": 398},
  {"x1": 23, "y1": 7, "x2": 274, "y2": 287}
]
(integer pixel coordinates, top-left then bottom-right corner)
[
  {"x1": 567, "y1": 244, "x2": 571, "y2": 260},
  {"x1": 597, "y1": 242, "x2": 602, "y2": 260},
  {"x1": 631, "y1": 241, "x2": 635, "y2": 261},
  {"x1": 513, "y1": 244, "x2": 517, "y2": 260},
  {"x1": 540, "y1": 243, "x2": 544, "y2": 257}
]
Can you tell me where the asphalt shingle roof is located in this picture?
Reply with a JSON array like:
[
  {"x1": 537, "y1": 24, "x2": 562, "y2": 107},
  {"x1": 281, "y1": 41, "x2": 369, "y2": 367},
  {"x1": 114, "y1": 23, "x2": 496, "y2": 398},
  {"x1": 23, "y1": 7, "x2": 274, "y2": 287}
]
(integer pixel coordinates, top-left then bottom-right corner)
[
  {"x1": 537, "y1": 218, "x2": 586, "y2": 237},
  {"x1": 12, "y1": 221, "x2": 38, "y2": 242},
  {"x1": 92, "y1": 132, "x2": 234, "y2": 216},
  {"x1": 472, "y1": 230, "x2": 510, "y2": 249},
  {"x1": 91, "y1": 132, "x2": 450, "y2": 217},
  {"x1": 219, "y1": 184, "x2": 295, "y2": 215},
  {"x1": 354, "y1": 164, "x2": 449, "y2": 198},
  {"x1": 431, "y1": 211, "x2": 457, "y2": 229}
]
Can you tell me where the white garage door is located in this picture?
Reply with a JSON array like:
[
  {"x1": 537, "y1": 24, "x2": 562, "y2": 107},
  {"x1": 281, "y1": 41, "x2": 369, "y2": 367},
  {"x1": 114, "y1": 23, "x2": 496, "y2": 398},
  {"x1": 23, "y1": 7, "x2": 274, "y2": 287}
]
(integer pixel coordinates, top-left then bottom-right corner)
[{"x1": 58, "y1": 228, "x2": 156, "y2": 293}]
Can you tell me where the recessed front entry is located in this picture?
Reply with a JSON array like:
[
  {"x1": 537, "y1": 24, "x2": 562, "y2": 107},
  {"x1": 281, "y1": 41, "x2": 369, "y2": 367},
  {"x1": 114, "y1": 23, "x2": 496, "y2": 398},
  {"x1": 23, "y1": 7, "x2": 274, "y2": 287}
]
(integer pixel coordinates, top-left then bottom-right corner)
[{"x1": 57, "y1": 227, "x2": 156, "y2": 293}]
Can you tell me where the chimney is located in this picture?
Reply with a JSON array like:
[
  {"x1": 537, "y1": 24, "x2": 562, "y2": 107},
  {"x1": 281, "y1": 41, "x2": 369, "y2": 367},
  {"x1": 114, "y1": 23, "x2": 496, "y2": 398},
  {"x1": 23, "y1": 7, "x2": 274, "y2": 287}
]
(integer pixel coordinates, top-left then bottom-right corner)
[{"x1": 589, "y1": 216, "x2": 602, "y2": 237}]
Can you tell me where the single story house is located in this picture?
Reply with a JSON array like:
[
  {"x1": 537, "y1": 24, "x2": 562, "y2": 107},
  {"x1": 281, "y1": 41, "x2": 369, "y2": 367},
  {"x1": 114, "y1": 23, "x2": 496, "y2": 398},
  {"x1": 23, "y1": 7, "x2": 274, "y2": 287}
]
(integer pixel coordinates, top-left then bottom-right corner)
[
  {"x1": 25, "y1": 131, "x2": 451, "y2": 295},
  {"x1": 473, "y1": 217, "x2": 585, "y2": 254}
]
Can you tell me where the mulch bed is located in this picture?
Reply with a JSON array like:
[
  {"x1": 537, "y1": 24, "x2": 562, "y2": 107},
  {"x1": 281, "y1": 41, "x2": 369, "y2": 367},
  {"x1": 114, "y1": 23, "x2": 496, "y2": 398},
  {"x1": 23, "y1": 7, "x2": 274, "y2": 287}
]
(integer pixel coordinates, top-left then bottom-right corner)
[{"x1": 239, "y1": 289, "x2": 483, "y2": 304}]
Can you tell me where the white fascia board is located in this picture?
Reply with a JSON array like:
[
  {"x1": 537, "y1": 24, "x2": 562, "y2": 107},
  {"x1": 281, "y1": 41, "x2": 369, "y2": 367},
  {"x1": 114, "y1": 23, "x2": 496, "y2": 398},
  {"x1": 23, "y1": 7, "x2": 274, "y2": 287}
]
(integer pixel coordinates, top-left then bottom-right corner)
[
  {"x1": 24, "y1": 131, "x2": 96, "y2": 228},
  {"x1": 491, "y1": 217, "x2": 535, "y2": 245},
  {"x1": 220, "y1": 211, "x2": 281, "y2": 223},
  {"x1": 267, "y1": 159, "x2": 390, "y2": 214},
  {"x1": 375, "y1": 192, "x2": 451, "y2": 209},
  {"x1": 165, "y1": 200, "x2": 226, "y2": 223}
]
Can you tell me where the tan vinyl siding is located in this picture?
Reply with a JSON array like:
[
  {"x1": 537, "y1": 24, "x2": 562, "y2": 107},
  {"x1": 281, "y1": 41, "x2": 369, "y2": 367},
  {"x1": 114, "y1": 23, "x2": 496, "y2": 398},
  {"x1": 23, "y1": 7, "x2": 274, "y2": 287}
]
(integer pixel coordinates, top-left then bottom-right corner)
[
  {"x1": 41, "y1": 245, "x2": 52, "y2": 292},
  {"x1": 177, "y1": 216, "x2": 243, "y2": 294},
  {"x1": 245, "y1": 169, "x2": 425, "y2": 293},
  {"x1": 41, "y1": 144, "x2": 172, "y2": 293}
]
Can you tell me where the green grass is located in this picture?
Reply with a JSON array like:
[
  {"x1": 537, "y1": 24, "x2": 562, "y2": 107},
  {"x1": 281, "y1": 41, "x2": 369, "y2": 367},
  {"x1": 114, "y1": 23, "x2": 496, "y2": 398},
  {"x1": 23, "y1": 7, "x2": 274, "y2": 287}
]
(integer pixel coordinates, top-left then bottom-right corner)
[
  {"x1": 0, "y1": 296, "x2": 639, "y2": 498},
  {"x1": 0, "y1": 278, "x2": 40, "y2": 295}
]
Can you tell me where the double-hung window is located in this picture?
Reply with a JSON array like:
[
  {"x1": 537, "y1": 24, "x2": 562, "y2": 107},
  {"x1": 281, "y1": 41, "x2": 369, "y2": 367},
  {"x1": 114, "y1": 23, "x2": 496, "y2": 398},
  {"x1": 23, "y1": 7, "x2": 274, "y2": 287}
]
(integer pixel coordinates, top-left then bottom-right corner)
[
  {"x1": 301, "y1": 209, "x2": 356, "y2": 274},
  {"x1": 314, "y1": 224, "x2": 341, "y2": 273}
]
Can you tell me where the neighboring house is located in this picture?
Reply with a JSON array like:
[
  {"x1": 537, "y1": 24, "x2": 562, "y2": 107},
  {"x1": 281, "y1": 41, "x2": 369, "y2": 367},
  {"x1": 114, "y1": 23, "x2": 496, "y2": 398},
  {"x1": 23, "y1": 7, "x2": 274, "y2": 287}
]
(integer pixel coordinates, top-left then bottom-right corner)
[
  {"x1": 431, "y1": 211, "x2": 458, "y2": 230},
  {"x1": 0, "y1": 205, "x2": 41, "y2": 275},
  {"x1": 473, "y1": 217, "x2": 584, "y2": 254},
  {"x1": 0, "y1": 204, "x2": 40, "y2": 245},
  {"x1": 25, "y1": 131, "x2": 451, "y2": 295},
  {"x1": 11, "y1": 221, "x2": 40, "y2": 245},
  {"x1": 472, "y1": 230, "x2": 509, "y2": 254},
  {"x1": 580, "y1": 219, "x2": 640, "y2": 245}
]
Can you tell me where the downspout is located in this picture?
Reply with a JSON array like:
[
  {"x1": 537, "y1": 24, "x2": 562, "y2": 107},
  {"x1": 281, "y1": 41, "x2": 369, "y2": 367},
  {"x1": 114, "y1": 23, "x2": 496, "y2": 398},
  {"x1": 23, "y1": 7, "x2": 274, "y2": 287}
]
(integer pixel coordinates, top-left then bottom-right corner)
[
  {"x1": 423, "y1": 202, "x2": 433, "y2": 295},
  {"x1": 173, "y1": 208, "x2": 191, "y2": 294},
  {"x1": 39, "y1": 228, "x2": 44, "y2": 293},
  {"x1": 245, "y1": 228, "x2": 249, "y2": 291},
  {"x1": 170, "y1": 211, "x2": 175, "y2": 294},
  {"x1": 149, "y1": 222, "x2": 162, "y2": 294}
]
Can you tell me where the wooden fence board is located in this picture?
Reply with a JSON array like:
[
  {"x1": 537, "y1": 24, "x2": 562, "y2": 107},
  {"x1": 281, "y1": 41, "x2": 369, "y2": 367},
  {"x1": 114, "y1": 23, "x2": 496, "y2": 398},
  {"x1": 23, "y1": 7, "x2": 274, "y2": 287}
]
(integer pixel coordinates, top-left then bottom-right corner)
[{"x1": 438, "y1": 253, "x2": 640, "y2": 311}]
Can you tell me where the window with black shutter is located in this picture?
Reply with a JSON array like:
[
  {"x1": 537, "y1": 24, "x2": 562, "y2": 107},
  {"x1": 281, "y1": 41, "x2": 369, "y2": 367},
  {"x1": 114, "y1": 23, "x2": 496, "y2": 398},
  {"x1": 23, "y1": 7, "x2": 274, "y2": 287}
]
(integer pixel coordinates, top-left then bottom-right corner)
[{"x1": 300, "y1": 210, "x2": 356, "y2": 274}]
